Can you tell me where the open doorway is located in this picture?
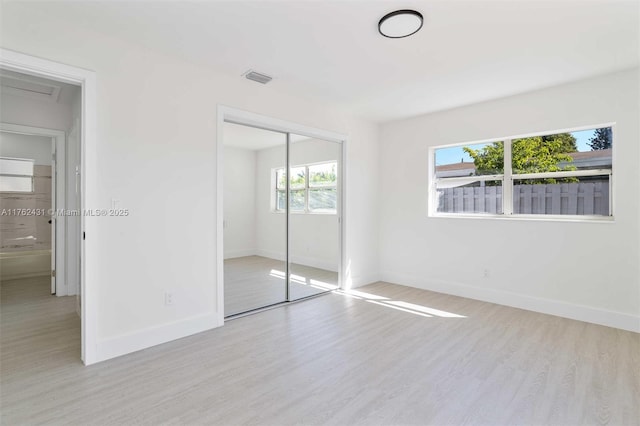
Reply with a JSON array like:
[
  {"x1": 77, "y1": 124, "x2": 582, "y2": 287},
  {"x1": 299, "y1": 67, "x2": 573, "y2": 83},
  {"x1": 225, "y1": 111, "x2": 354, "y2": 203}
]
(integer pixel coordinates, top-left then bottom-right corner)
[
  {"x1": 0, "y1": 70, "x2": 82, "y2": 360},
  {"x1": 1, "y1": 48, "x2": 96, "y2": 364}
]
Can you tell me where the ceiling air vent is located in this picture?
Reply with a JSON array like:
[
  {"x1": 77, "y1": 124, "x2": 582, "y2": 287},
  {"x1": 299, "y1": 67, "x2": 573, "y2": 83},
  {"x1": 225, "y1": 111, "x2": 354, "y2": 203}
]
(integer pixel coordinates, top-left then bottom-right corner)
[{"x1": 243, "y1": 70, "x2": 272, "y2": 84}]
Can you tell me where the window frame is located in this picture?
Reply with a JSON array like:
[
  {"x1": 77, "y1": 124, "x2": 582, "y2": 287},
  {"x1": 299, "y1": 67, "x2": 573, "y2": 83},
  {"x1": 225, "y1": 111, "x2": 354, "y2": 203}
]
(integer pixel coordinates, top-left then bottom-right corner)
[
  {"x1": 273, "y1": 160, "x2": 338, "y2": 215},
  {"x1": 0, "y1": 156, "x2": 35, "y2": 193},
  {"x1": 428, "y1": 124, "x2": 615, "y2": 221}
]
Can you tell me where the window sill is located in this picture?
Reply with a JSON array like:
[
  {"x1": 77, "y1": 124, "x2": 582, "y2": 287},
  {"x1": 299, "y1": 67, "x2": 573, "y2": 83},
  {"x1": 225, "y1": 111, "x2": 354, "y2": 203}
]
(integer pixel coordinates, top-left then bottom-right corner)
[
  {"x1": 428, "y1": 213, "x2": 615, "y2": 223},
  {"x1": 272, "y1": 210, "x2": 337, "y2": 216}
]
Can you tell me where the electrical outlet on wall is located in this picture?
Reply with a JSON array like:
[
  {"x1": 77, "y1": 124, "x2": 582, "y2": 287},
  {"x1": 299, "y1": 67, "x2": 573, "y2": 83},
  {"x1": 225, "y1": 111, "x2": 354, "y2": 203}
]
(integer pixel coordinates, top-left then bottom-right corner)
[
  {"x1": 164, "y1": 291, "x2": 174, "y2": 306},
  {"x1": 483, "y1": 269, "x2": 490, "y2": 278}
]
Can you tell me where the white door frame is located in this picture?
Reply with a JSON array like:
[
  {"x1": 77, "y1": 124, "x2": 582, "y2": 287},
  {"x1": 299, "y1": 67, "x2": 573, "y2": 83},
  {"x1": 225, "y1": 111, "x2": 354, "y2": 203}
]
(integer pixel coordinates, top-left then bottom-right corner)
[
  {"x1": 0, "y1": 48, "x2": 97, "y2": 365},
  {"x1": 216, "y1": 105, "x2": 347, "y2": 324},
  {"x1": 0, "y1": 123, "x2": 66, "y2": 295}
]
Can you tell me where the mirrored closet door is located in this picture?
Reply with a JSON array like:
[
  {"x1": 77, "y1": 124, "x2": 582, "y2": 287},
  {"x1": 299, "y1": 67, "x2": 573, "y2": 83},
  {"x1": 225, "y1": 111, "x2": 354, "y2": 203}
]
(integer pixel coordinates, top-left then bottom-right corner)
[
  {"x1": 223, "y1": 122, "x2": 287, "y2": 316},
  {"x1": 288, "y1": 134, "x2": 341, "y2": 301},
  {"x1": 223, "y1": 122, "x2": 342, "y2": 317}
]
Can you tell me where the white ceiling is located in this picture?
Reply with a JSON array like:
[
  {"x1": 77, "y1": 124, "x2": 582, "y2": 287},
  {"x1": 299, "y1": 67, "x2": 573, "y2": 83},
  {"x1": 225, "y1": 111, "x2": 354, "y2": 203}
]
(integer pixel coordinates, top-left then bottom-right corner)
[{"x1": 13, "y1": 0, "x2": 639, "y2": 122}]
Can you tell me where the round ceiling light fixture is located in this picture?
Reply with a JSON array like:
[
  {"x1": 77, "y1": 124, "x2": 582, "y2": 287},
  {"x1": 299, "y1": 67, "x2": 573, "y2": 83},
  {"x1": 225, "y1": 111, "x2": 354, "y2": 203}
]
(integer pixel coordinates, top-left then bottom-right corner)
[{"x1": 378, "y1": 9, "x2": 423, "y2": 38}]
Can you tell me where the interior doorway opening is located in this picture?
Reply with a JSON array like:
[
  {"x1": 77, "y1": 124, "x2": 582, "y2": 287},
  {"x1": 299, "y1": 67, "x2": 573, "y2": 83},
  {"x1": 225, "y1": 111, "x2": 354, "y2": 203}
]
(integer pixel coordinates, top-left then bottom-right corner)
[{"x1": 0, "y1": 69, "x2": 83, "y2": 360}]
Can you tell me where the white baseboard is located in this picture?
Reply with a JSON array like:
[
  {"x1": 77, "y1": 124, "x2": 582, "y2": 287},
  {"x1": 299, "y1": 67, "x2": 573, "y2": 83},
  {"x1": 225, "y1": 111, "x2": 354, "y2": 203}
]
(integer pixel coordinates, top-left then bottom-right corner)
[
  {"x1": 95, "y1": 312, "x2": 221, "y2": 363},
  {"x1": 348, "y1": 273, "x2": 380, "y2": 289},
  {"x1": 380, "y1": 271, "x2": 640, "y2": 333},
  {"x1": 224, "y1": 249, "x2": 257, "y2": 260}
]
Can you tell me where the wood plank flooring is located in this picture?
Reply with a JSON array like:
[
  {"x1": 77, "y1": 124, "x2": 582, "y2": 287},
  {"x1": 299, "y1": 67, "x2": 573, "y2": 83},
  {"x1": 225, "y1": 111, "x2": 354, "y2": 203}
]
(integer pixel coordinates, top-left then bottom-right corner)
[
  {"x1": 224, "y1": 256, "x2": 338, "y2": 316},
  {"x1": 1, "y1": 276, "x2": 638, "y2": 425}
]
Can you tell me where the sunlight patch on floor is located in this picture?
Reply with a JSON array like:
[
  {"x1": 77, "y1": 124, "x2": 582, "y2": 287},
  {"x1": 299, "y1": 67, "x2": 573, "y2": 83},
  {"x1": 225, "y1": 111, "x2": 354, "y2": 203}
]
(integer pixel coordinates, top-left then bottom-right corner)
[
  {"x1": 335, "y1": 289, "x2": 467, "y2": 318},
  {"x1": 268, "y1": 269, "x2": 461, "y2": 318},
  {"x1": 386, "y1": 300, "x2": 466, "y2": 318},
  {"x1": 366, "y1": 299, "x2": 433, "y2": 317}
]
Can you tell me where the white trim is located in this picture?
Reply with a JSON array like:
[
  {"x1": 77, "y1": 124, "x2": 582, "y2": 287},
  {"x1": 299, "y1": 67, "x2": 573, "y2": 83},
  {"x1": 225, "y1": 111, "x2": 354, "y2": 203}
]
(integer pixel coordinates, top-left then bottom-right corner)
[
  {"x1": 431, "y1": 213, "x2": 615, "y2": 223},
  {"x1": 339, "y1": 137, "x2": 347, "y2": 290},
  {"x1": 216, "y1": 108, "x2": 226, "y2": 326},
  {"x1": 272, "y1": 210, "x2": 339, "y2": 216},
  {"x1": 1, "y1": 48, "x2": 98, "y2": 365},
  {"x1": 503, "y1": 139, "x2": 513, "y2": 215},
  {"x1": 285, "y1": 131, "x2": 290, "y2": 301},
  {"x1": 0, "y1": 123, "x2": 66, "y2": 296},
  {"x1": 435, "y1": 174, "x2": 504, "y2": 183},
  {"x1": 427, "y1": 144, "x2": 436, "y2": 216},
  {"x1": 221, "y1": 106, "x2": 346, "y2": 144},
  {"x1": 217, "y1": 105, "x2": 347, "y2": 318},
  {"x1": 434, "y1": 174, "x2": 504, "y2": 185},
  {"x1": 610, "y1": 125, "x2": 616, "y2": 217},
  {"x1": 95, "y1": 313, "x2": 218, "y2": 363},
  {"x1": 514, "y1": 169, "x2": 612, "y2": 180},
  {"x1": 380, "y1": 272, "x2": 640, "y2": 333},
  {"x1": 67, "y1": 118, "x2": 81, "y2": 300}
]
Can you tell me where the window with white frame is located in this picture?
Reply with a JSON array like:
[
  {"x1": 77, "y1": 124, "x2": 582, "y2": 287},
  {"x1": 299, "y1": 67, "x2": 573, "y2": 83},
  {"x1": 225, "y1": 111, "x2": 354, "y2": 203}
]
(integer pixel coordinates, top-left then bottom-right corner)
[
  {"x1": 274, "y1": 161, "x2": 338, "y2": 214},
  {"x1": 0, "y1": 157, "x2": 35, "y2": 192},
  {"x1": 431, "y1": 126, "x2": 613, "y2": 218}
]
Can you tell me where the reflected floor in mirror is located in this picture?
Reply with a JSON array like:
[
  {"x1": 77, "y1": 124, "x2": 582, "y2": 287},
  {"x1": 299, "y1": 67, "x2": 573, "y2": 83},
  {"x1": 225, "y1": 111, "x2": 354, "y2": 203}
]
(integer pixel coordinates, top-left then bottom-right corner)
[{"x1": 224, "y1": 255, "x2": 338, "y2": 316}]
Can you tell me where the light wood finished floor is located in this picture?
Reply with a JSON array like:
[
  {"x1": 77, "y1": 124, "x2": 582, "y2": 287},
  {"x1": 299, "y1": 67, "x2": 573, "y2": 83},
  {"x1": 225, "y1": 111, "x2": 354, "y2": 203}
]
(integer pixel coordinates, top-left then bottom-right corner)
[
  {"x1": 1, "y1": 276, "x2": 639, "y2": 425},
  {"x1": 224, "y1": 255, "x2": 338, "y2": 316}
]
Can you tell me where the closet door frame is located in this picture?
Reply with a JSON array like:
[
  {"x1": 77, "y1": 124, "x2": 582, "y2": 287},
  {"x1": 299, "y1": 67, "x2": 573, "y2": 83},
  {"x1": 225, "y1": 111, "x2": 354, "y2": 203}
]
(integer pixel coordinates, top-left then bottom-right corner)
[{"x1": 217, "y1": 106, "x2": 346, "y2": 323}]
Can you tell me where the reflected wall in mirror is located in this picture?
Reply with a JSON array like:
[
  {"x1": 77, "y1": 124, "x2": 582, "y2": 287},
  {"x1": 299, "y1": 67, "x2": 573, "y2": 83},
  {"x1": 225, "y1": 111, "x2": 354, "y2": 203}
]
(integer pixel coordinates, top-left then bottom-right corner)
[
  {"x1": 223, "y1": 122, "x2": 287, "y2": 316},
  {"x1": 288, "y1": 135, "x2": 341, "y2": 300}
]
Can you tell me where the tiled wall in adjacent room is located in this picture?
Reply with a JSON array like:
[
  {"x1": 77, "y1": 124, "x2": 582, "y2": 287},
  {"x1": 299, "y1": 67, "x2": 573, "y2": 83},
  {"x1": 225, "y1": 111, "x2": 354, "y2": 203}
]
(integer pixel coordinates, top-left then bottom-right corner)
[{"x1": 1, "y1": 165, "x2": 52, "y2": 252}]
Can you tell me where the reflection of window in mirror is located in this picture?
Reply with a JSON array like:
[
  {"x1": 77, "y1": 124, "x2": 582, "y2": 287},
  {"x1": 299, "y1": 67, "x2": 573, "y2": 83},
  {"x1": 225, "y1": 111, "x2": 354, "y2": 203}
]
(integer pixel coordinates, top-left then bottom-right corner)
[{"x1": 273, "y1": 161, "x2": 337, "y2": 214}]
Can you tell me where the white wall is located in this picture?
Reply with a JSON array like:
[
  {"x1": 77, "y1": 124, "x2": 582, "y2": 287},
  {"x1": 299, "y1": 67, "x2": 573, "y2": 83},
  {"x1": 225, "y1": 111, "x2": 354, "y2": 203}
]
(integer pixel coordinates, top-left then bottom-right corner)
[
  {"x1": 253, "y1": 143, "x2": 287, "y2": 263},
  {"x1": 379, "y1": 69, "x2": 640, "y2": 332},
  {"x1": 0, "y1": 132, "x2": 52, "y2": 165},
  {"x1": 254, "y1": 138, "x2": 341, "y2": 271},
  {"x1": 223, "y1": 146, "x2": 256, "y2": 258},
  {"x1": 0, "y1": 91, "x2": 74, "y2": 132},
  {"x1": 1, "y1": 3, "x2": 380, "y2": 363}
]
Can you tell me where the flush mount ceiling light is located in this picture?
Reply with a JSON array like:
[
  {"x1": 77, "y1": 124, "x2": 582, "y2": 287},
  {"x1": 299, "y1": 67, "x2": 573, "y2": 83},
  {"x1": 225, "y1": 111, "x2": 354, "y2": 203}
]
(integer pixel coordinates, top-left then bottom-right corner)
[{"x1": 378, "y1": 9, "x2": 423, "y2": 38}]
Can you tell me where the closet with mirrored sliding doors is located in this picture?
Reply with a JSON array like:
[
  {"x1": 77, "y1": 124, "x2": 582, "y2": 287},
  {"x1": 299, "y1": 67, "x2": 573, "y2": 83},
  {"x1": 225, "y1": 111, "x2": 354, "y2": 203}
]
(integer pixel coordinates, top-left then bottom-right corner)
[{"x1": 222, "y1": 119, "x2": 343, "y2": 318}]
